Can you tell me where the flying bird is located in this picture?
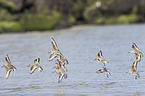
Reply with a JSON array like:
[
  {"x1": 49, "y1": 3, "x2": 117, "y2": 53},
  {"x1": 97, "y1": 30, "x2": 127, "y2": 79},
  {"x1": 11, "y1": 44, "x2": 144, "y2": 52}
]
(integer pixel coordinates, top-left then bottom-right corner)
[
  {"x1": 48, "y1": 38, "x2": 62, "y2": 61},
  {"x1": 2, "y1": 55, "x2": 17, "y2": 79},
  {"x1": 28, "y1": 58, "x2": 43, "y2": 74},
  {"x1": 127, "y1": 61, "x2": 140, "y2": 79},
  {"x1": 129, "y1": 43, "x2": 143, "y2": 59},
  {"x1": 96, "y1": 66, "x2": 111, "y2": 78},
  {"x1": 95, "y1": 50, "x2": 109, "y2": 66},
  {"x1": 53, "y1": 62, "x2": 67, "y2": 83}
]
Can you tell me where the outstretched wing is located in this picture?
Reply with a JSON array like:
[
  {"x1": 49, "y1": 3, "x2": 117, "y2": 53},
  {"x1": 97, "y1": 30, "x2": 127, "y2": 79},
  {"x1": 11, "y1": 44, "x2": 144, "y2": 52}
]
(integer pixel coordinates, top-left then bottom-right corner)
[
  {"x1": 132, "y1": 43, "x2": 139, "y2": 51},
  {"x1": 37, "y1": 58, "x2": 40, "y2": 63},
  {"x1": 12, "y1": 65, "x2": 17, "y2": 71},
  {"x1": 51, "y1": 38, "x2": 63, "y2": 56},
  {"x1": 38, "y1": 66, "x2": 43, "y2": 72},
  {"x1": 51, "y1": 38, "x2": 59, "y2": 50},
  {"x1": 5, "y1": 55, "x2": 11, "y2": 65},
  {"x1": 132, "y1": 43, "x2": 143, "y2": 57},
  {"x1": 34, "y1": 58, "x2": 40, "y2": 64},
  {"x1": 132, "y1": 61, "x2": 138, "y2": 72},
  {"x1": 49, "y1": 54, "x2": 57, "y2": 61},
  {"x1": 98, "y1": 50, "x2": 104, "y2": 59},
  {"x1": 30, "y1": 65, "x2": 37, "y2": 74},
  {"x1": 96, "y1": 69, "x2": 103, "y2": 73},
  {"x1": 6, "y1": 68, "x2": 12, "y2": 79},
  {"x1": 65, "y1": 59, "x2": 69, "y2": 65},
  {"x1": 58, "y1": 73, "x2": 63, "y2": 83}
]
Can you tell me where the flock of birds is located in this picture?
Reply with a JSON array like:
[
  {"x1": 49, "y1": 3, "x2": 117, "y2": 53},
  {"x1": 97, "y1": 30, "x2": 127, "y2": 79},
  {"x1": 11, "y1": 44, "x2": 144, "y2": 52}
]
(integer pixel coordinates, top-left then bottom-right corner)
[
  {"x1": 1, "y1": 38, "x2": 143, "y2": 82},
  {"x1": 94, "y1": 42, "x2": 143, "y2": 79},
  {"x1": 2, "y1": 38, "x2": 69, "y2": 83},
  {"x1": 48, "y1": 38, "x2": 69, "y2": 83}
]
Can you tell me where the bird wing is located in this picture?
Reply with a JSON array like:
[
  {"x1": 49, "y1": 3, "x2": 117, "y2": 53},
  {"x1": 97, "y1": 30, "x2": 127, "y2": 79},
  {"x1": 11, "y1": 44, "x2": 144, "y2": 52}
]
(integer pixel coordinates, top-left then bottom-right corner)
[
  {"x1": 51, "y1": 38, "x2": 59, "y2": 51},
  {"x1": 34, "y1": 58, "x2": 37, "y2": 63},
  {"x1": 49, "y1": 54, "x2": 57, "y2": 61},
  {"x1": 107, "y1": 71, "x2": 111, "y2": 76},
  {"x1": 51, "y1": 38, "x2": 64, "y2": 56},
  {"x1": 38, "y1": 66, "x2": 43, "y2": 72},
  {"x1": 132, "y1": 43, "x2": 139, "y2": 51},
  {"x1": 6, "y1": 68, "x2": 12, "y2": 79},
  {"x1": 34, "y1": 58, "x2": 40, "y2": 64},
  {"x1": 98, "y1": 50, "x2": 104, "y2": 59},
  {"x1": 5, "y1": 55, "x2": 11, "y2": 65},
  {"x1": 12, "y1": 65, "x2": 17, "y2": 71},
  {"x1": 65, "y1": 59, "x2": 69, "y2": 65},
  {"x1": 30, "y1": 65, "x2": 37, "y2": 74},
  {"x1": 132, "y1": 43, "x2": 143, "y2": 57},
  {"x1": 58, "y1": 73, "x2": 63, "y2": 83},
  {"x1": 62, "y1": 57, "x2": 69, "y2": 65},
  {"x1": 37, "y1": 58, "x2": 40, "y2": 63},
  {"x1": 131, "y1": 61, "x2": 137, "y2": 72},
  {"x1": 96, "y1": 68, "x2": 103, "y2": 73}
]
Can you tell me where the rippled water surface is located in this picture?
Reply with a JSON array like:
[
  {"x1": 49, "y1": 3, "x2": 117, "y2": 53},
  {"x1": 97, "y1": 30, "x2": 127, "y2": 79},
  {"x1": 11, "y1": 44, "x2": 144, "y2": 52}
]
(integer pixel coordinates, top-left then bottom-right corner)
[{"x1": 0, "y1": 24, "x2": 145, "y2": 96}]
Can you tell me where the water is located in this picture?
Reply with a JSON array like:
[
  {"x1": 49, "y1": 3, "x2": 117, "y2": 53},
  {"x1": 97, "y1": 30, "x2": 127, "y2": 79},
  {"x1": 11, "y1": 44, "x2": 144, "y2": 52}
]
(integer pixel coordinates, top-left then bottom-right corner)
[{"x1": 0, "y1": 24, "x2": 145, "y2": 96}]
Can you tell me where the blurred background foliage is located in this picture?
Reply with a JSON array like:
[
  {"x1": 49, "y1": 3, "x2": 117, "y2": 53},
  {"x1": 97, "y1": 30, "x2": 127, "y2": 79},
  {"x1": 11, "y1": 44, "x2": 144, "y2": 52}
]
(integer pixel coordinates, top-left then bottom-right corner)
[{"x1": 0, "y1": 0, "x2": 145, "y2": 33}]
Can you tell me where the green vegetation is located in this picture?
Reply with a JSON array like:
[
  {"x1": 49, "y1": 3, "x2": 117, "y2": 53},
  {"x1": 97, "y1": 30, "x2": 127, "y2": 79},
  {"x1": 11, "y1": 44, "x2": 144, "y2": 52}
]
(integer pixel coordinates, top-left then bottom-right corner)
[
  {"x1": 0, "y1": 9, "x2": 15, "y2": 21},
  {"x1": 95, "y1": 14, "x2": 139, "y2": 25},
  {"x1": 0, "y1": 0, "x2": 16, "y2": 9},
  {"x1": 0, "y1": 0, "x2": 145, "y2": 33},
  {"x1": 20, "y1": 13, "x2": 61, "y2": 31},
  {"x1": 95, "y1": 18, "x2": 105, "y2": 25},
  {"x1": 68, "y1": 15, "x2": 76, "y2": 26},
  {"x1": 0, "y1": 21, "x2": 22, "y2": 33},
  {"x1": 116, "y1": 14, "x2": 138, "y2": 24}
]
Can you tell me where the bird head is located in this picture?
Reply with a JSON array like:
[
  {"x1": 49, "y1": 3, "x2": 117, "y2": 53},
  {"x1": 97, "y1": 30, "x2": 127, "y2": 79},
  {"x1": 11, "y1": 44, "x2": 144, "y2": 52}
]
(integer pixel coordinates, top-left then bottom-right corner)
[
  {"x1": 128, "y1": 71, "x2": 132, "y2": 74},
  {"x1": 94, "y1": 58, "x2": 98, "y2": 61}
]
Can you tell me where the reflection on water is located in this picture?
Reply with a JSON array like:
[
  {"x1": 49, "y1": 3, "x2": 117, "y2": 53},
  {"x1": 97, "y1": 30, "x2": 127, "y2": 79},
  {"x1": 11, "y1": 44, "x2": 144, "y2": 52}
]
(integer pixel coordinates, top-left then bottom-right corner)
[
  {"x1": 54, "y1": 90, "x2": 69, "y2": 96},
  {"x1": 132, "y1": 91, "x2": 140, "y2": 96},
  {"x1": 0, "y1": 24, "x2": 145, "y2": 95},
  {"x1": 99, "y1": 82, "x2": 116, "y2": 95}
]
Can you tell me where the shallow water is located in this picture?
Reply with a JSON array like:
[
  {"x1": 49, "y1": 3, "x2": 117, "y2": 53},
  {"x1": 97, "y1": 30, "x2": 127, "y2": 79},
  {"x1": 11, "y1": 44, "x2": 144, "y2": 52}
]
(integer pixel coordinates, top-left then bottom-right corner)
[{"x1": 0, "y1": 24, "x2": 145, "y2": 96}]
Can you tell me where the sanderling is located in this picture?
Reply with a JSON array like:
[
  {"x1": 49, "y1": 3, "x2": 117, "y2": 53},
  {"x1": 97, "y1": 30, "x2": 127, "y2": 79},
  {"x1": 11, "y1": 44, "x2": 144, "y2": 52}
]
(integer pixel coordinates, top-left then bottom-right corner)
[
  {"x1": 28, "y1": 58, "x2": 43, "y2": 74},
  {"x1": 127, "y1": 61, "x2": 140, "y2": 79},
  {"x1": 96, "y1": 66, "x2": 111, "y2": 78},
  {"x1": 95, "y1": 50, "x2": 109, "y2": 66},
  {"x1": 2, "y1": 55, "x2": 17, "y2": 79}
]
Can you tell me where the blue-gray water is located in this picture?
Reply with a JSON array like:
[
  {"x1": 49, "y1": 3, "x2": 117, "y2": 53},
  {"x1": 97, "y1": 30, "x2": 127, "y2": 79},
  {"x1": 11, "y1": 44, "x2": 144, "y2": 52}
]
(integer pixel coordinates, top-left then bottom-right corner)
[{"x1": 0, "y1": 24, "x2": 145, "y2": 96}]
